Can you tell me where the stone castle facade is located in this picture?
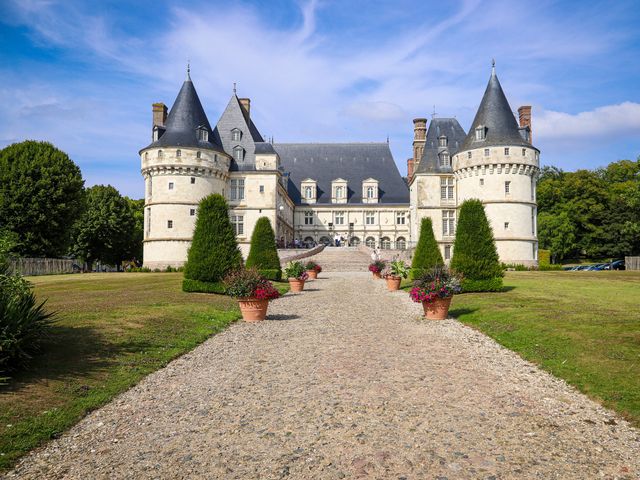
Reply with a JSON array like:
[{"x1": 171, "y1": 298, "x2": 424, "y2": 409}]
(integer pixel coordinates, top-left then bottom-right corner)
[{"x1": 140, "y1": 65, "x2": 539, "y2": 269}]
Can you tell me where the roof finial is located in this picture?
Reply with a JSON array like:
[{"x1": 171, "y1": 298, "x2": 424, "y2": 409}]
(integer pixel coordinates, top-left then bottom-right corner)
[
  {"x1": 491, "y1": 58, "x2": 496, "y2": 75},
  {"x1": 432, "y1": 105, "x2": 437, "y2": 119},
  {"x1": 386, "y1": 135, "x2": 389, "y2": 144},
  {"x1": 186, "y1": 60, "x2": 191, "y2": 80},
  {"x1": 233, "y1": 82, "x2": 237, "y2": 95}
]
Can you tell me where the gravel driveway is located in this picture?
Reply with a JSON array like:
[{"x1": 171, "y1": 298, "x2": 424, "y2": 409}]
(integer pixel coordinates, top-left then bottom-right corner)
[{"x1": 6, "y1": 273, "x2": 640, "y2": 479}]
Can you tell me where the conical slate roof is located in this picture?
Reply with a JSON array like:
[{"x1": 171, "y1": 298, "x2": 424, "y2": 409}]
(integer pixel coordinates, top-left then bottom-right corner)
[
  {"x1": 145, "y1": 74, "x2": 224, "y2": 152},
  {"x1": 460, "y1": 67, "x2": 533, "y2": 152},
  {"x1": 415, "y1": 118, "x2": 467, "y2": 175}
]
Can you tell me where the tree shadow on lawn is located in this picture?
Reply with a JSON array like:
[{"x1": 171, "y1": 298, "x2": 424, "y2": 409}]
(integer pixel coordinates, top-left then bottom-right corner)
[
  {"x1": 0, "y1": 324, "x2": 150, "y2": 396},
  {"x1": 448, "y1": 307, "x2": 478, "y2": 319}
]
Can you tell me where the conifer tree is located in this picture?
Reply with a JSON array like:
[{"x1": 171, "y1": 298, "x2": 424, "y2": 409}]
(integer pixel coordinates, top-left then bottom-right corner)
[
  {"x1": 183, "y1": 194, "x2": 242, "y2": 292},
  {"x1": 450, "y1": 199, "x2": 503, "y2": 292},
  {"x1": 246, "y1": 217, "x2": 281, "y2": 281},
  {"x1": 411, "y1": 217, "x2": 443, "y2": 279}
]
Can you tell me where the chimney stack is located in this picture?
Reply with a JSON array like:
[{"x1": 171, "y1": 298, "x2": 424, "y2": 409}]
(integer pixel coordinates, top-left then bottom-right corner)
[
  {"x1": 239, "y1": 98, "x2": 251, "y2": 120},
  {"x1": 518, "y1": 105, "x2": 532, "y2": 143},
  {"x1": 407, "y1": 158, "x2": 415, "y2": 181},
  {"x1": 152, "y1": 102, "x2": 168, "y2": 127},
  {"x1": 412, "y1": 118, "x2": 427, "y2": 168}
]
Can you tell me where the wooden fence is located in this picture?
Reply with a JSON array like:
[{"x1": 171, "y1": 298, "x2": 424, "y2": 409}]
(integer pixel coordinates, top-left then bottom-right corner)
[
  {"x1": 8, "y1": 257, "x2": 76, "y2": 276},
  {"x1": 625, "y1": 256, "x2": 640, "y2": 271}
]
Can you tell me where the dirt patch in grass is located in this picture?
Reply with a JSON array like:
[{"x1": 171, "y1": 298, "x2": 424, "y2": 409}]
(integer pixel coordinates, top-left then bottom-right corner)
[{"x1": 0, "y1": 273, "x2": 239, "y2": 472}]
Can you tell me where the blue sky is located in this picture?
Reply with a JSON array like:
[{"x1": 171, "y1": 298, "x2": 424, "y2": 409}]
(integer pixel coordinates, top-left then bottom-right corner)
[{"x1": 1, "y1": 0, "x2": 639, "y2": 198}]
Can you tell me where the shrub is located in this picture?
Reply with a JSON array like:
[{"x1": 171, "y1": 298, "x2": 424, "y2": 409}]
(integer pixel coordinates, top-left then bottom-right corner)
[
  {"x1": 245, "y1": 217, "x2": 282, "y2": 281},
  {"x1": 538, "y1": 249, "x2": 551, "y2": 266},
  {"x1": 223, "y1": 268, "x2": 280, "y2": 300},
  {"x1": 284, "y1": 261, "x2": 308, "y2": 280},
  {"x1": 258, "y1": 269, "x2": 282, "y2": 281},
  {"x1": 538, "y1": 263, "x2": 563, "y2": 271},
  {"x1": 411, "y1": 217, "x2": 443, "y2": 280},
  {"x1": 183, "y1": 194, "x2": 243, "y2": 291},
  {"x1": 450, "y1": 199, "x2": 503, "y2": 292}
]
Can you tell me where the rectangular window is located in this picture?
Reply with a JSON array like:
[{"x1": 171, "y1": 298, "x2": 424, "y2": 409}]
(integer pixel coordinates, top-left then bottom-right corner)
[
  {"x1": 442, "y1": 210, "x2": 455, "y2": 236},
  {"x1": 505, "y1": 181, "x2": 511, "y2": 194},
  {"x1": 522, "y1": 148, "x2": 526, "y2": 156},
  {"x1": 259, "y1": 185, "x2": 264, "y2": 193},
  {"x1": 167, "y1": 220, "x2": 173, "y2": 229},
  {"x1": 190, "y1": 208, "x2": 196, "y2": 216},
  {"x1": 467, "y1": 151, "x2": 472, "y2": 159},
  {"x1": 230, "y1": 215, "x2": 244, "y2": 236},
  {"x1": 444, "y1": 245, "x2": 451, "y2": 260},
  {"x1": 504, "y1": 147, "x2": 510, "y2": 156},
  {"x1": 440, "y1": 177, "x2": 454, "y2": 200},
  {"x1": 532, "y1": 207, "x2": 536, "y2": 235},
  {"x1": 230, "y1": 178, "x2": 245, "y2": 200},
  {"x1": 146, "y1": 208, "x2": 151, "y2": 238},
  {"x1": 484, "y1": 148, "x2": 490, "y2": 157},
  {"x1": 531, "y1": 177, "x2": 536, "y2": 201},
  {"x1": 335, "y1": 211, "x2": 345, "y2": 225},
  {"x1": 304, "y1": 211, "x2": 313, "y2": 225},
  {"x1": 365, "y1": 212, "x2": 375, "y2": 225},
  {"x1": 168, "y1": 182, "x2": 174, "y2": 190},
  {"x1": 480, "y1": 178, "x2": 484, "y2": 186},
  {"x1": 190, "y1": 177, "x2": 195, "y2": 184},
  {"x1": 396, "y1": 212, "x2": 406, "y2": 225},
  {"x1": 504, "y1": 222, "x2": 509, "y2": 230}
]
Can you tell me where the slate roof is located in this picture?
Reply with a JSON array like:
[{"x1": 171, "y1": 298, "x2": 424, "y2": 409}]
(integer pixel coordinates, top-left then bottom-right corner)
[
  {"x1": 143, "y1": 77, "x2": 224, "y2": 153},
  {"x1": 460, "y1": 67, "x2": 535, "y2": 152},
  {"x1": 414, "y1": 118, "x2": 467, "y2": 175},
  {"x1": 213, "y1": 95, "x2": 265, "y2": 171},
  {"x1": 274, "y1": 143, "x2": 410, "y2": 205}
]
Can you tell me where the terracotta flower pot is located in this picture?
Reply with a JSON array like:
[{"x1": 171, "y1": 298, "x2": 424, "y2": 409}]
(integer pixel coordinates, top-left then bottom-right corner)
[
  {"x1": 289, "y1": 278, "x2": 305, "y2": 292},
  {"x1": 422, "y1": 296, "x2": 452, "y2": 320},
  {"x1": 307, "y1": 270, "x2": 318, "y2": 280},
  {"x1": 386, "y1": 275, "x2": 402, "y2": 291},
  {"x1": 372, "y1": 271, "x2": 382, "y2": 280},
  {"x1": 238, "y1": 298, "x2": 269, "y2": 322}
]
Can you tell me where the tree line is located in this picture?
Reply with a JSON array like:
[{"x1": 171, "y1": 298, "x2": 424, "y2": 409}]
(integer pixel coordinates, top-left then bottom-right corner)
[
  {"x1": 0, "y1": 141, "x2": 143, "y2": 269},
  {"x1": 537, "y1": 157, "x2": 640, "y2": 262}
]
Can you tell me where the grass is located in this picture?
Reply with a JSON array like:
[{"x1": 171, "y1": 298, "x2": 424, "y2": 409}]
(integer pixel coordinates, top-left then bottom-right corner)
[
  {"x1": 0, "y1": 272, "x2": 241, "y2": 472},
  {"x1": 447, "y1": 271, "x2": 640, "y2": 427}
]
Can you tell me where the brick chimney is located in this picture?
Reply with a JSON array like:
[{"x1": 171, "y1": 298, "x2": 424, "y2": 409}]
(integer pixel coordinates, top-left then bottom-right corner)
[
  {"x1": 412, "y1": 118, "x2": 427, "y2": 169},
  {"x1": 407, "y1": 158, "x2": 415, "y2": 181},
  {"x1": 152, "y1": 102, "x2": 168, "y2": 127},
  {"x1": 518, "y1": 105, "x2": 532, "y2": 143},
  {"x1": 239, "y1": 98, "x2": 251, "y2": 120}
]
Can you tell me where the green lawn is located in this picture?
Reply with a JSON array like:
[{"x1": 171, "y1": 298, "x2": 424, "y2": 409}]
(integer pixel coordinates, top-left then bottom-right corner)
[
  {"x1": 449, "y1": 271, "x2": 640, "y2": 427},
  {"x1": 0, "y1": 272, "x2": 242, "y2": 472}
]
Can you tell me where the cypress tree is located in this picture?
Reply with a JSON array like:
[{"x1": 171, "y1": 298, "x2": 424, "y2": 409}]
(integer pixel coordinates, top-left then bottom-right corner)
[
  {"x1": 411, "y1": 217, "x2": 443, "y2": 279},
  {"x1": 450, "y1": 199, "x2": 503, "y2": 292},
  {"x1": 183, "y1": 194, "x2": 243, "y2": 292},
  {"x1": 245, "y1": 216, "x2": 282, "y2": 281}
]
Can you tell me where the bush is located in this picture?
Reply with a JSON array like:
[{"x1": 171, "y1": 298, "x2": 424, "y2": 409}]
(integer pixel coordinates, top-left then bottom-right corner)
[
  {"x1": 245, "y1": 217, "x2": 282, "y2": 280},
  {"x1": 538, "y1": 249, "x2": 551, "y2": 266},
  {"x1": 258, "y1": 269, "x2": 282, "y2": 281},
  {"x1": 460, "y1": 278, "x2": 504, "y2": 292},
  {"x1": 183, "y1": 194, "x2": 243, "y2": 290},
  {"x1": 538, "y1": 263, "x2": 563, "y2": 271},
  {"x1": 411, "y1": 217, "x2": 443, "y2": 279},
  {"x1": 182, "y1": 278, "x2": 226, "y2": 294},
  {"x1": 450, "y1": 199, "x2": 503, "y2": 292}
]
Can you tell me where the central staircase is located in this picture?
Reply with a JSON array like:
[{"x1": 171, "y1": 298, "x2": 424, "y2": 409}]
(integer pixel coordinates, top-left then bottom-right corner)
[{"x1": 305, "y1": 246, "x2": 372, "y2": 272}]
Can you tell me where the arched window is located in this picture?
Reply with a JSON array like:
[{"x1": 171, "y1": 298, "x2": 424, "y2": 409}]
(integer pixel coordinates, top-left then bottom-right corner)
[
  {"x1": 304, "y1": 186, "x2": 313, "y2": 199},
  {"x1": 380, "y1": 237, "x2": 391, "y2": 249},
  {"x1": 158, "y1": 150, "x2": 163, "y2": 158},
  {"x1": 350, "y1": 236, "x2": 361, "y2": 247},
  {"x1": 366, "y1": 186, "x2": 375, "y2": 198},
  {"x1": 365, "y1": 237, "x2": 376, "y2": 248},
  {"x1": 396, "y1": 237, "x2": 406, "y2": 250},
  {"x1": 319, "y1": 236, "x2": 332, "y2": 246},
  {"x1": 335, "y1": 186, "x2": 344, "y2": 198},
  {"x1": 176, "y1": 149, "x2": 181, "y2": 157},
  {"x1": 233, "y1": 146, "x2": 244, "y2": 162},
  {"x1": 303, "y1": 236, "x2": 314, "y2": 247},
  {"x1": 196, "y1": 151, "x2": 201, "y2": 159},
  {"x1": 231, "y1": 129, "x2": 242, "y2": 141}
]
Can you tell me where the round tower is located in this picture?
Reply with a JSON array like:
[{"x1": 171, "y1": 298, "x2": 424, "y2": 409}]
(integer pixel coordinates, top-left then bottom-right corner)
[
  {"x1": 139, "y1": 71, "x2": 231, "y2": 269},
  {"x1": 453, "y1": 64, "x2": 539, "y2": 266}
]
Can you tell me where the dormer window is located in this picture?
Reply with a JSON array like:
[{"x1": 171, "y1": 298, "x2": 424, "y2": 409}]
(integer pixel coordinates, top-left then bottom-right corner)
[
  {"x1": 361, "y1": 178, "x2": 379, "y2": 204},
  {"x1": 366, "y1": 186, "x2": 375, "y2": 199},
  {"x1": 301, "y1": 178, "x2": 317, "y2": 203},
  {"x1": 176, "y1": 149, "x2": 182, "y2": 157},
  {"x1": 304, "y1": 186, "x2": 313, "y2": 199},
  {"x1": 335, "y1": 186, "x2": 344, "y2": 198},
  {"x1": 438, "y1": 135, "x2": 448, "y2": 147},
  {"x1": 233, "y1": 146, "x2": 244, "y2": 162},
  {"x1": 332, "y1": 178, "x2": 348, "y2": 204},
  {"x1": 196, "y1": 126, "x2": 209, "y2": 142},
  {"x1": 439, "y1": 152, "x2": 450, "y2": 167},
  {"x1": 231, "y1": 129, "x2": 242, "y2": 141},
  {"x1": 475, "y1": 126, "x2": 486, "y2": 141}
]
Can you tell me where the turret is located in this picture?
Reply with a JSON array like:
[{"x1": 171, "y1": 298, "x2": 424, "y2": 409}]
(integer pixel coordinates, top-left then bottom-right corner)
[{"x1": 453, "y1": 62, "x2": 540, "y2": 266}]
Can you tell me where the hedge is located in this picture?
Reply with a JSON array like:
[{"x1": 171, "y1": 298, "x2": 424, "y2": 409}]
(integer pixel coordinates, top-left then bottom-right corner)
[
  {"x1": 245, "y1": 217, "x2": 282, "y2": 281},
  {"x1": 411, "y1": 217, "x2": 443, "y2": 280}
]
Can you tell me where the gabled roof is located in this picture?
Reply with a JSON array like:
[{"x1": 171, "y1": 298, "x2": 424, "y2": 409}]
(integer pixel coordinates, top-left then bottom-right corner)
[
  {"x1": 274, "y1": 143, "x2": 409, "y2": 205},
  {"x1": 460, "y1": 66, "x2": 535, "y2": 152},
  {"x1": 212, "y1": 95, "x2": 265, "y2": 171},
  {"x1": 144, "y1": 76, "x2": 224, "y2": 153},
  {"x1": 415, "y1": 118, "x2": 467, "y2": 175}
]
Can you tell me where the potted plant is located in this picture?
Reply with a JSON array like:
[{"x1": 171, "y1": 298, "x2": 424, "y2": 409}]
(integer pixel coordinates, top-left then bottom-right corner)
[
  {"x1": 305, "y1": 260, "x2": 322, "y2": 280},
  {"x1": 385, "y1": 260, "x2": 409, "y2": 291},
  {"x1": 223, "y1": 268, "x2": 281, "y2": 322},
  {"x1": 368, "y1": 260, "x2": 386, "y2": 279},
  {"x1": 409, "y1": 266, "x2": 462, "y2": 320},
  {"x1": 284, "y1": 261, "x2": 309, "y2": 292}
]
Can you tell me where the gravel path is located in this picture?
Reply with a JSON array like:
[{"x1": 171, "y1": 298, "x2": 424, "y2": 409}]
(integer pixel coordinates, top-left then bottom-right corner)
[{"x1": 7, "y1": 273, "x2": 640, "y2": 479}]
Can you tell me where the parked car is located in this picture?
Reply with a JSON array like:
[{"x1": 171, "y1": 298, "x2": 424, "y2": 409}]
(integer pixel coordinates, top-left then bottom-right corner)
[{"x1": 610, "y1": 259, "x2": 626, "y2": 270}]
